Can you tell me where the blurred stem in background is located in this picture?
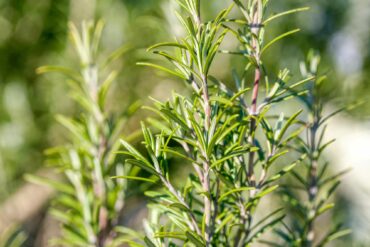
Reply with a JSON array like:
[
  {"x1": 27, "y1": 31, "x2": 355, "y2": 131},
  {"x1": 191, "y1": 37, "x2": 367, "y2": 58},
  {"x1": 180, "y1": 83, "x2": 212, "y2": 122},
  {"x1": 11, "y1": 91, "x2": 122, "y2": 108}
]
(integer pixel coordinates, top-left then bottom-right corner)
[
  {"x1": 278, "y1": 51, "x2": 352, "y2": 246},
  {"x1": 26, "y1": 21, "x2": 140, "y2": 246}
]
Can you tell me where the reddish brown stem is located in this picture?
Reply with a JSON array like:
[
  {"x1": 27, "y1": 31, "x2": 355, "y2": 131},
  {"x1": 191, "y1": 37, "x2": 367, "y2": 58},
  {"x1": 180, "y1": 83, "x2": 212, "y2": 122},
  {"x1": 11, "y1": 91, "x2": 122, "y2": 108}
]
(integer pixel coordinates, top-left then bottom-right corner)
[{"x1": 247, "y1": 66, "x2": 261, "y2": 189}]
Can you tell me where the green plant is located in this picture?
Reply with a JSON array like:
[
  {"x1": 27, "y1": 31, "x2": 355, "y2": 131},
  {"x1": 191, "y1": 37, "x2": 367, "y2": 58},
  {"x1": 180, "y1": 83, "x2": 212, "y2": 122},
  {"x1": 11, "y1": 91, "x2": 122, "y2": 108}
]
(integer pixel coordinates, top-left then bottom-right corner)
[
  {"x1": 26, "y1": 21, "x2": 139, "y2": 247},
  {"x1": 277, "y1": 51, "x2": 352, "y2": 247},
  {"x1": 119, "y1": 0, "x2": 323, "y2": 246},
  {"x1": 0, "y1": 225, "x2": 26, "y2": 247}
]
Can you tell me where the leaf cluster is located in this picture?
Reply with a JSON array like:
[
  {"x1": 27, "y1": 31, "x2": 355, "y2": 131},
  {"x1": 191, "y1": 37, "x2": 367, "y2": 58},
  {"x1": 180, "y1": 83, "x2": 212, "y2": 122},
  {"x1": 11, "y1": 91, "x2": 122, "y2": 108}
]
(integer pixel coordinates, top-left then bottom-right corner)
[{"x1": 118, "y1": 1, "x2": 334, "y2": 246}]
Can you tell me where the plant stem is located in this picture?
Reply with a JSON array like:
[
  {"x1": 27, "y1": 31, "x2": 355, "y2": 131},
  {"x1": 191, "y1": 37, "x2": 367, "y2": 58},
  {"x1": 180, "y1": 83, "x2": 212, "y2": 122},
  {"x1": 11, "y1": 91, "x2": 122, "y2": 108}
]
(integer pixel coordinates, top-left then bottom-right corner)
[
  {"x1": 153, "y1": 156, "x2": 201, "y2": 235},
  {"x1": 243, "y1": 2, "x2": 263, "y2": 245},
  {"x1": 201, "y1": 86, "x2": 212, "y2": 245},
  {"x1": 247, "y1": 66, "x2": 261, "y2": 189},
  {"x1": 306, "y1": 113, "x2": 319, "y2": 246},
  {"x1": 202, "y1": 74, "x2": 211, "y2": 131},
  {"x1": 203, "y1": 161, "x2": 212, "y2": 246},
  {"x1": 247, "y1": 0, "x2": 262, "y2": 194},
  {"x1": 193, "y1": 2, "x2": 213, "y2": 243}
]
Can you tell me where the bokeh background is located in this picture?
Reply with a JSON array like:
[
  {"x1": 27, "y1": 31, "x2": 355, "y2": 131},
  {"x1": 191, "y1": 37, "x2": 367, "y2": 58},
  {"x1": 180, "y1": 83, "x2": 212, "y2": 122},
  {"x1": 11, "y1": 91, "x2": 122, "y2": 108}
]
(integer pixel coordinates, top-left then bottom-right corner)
[{"x1": 0, "y1": 0, "x2": 369, "y2": 246}]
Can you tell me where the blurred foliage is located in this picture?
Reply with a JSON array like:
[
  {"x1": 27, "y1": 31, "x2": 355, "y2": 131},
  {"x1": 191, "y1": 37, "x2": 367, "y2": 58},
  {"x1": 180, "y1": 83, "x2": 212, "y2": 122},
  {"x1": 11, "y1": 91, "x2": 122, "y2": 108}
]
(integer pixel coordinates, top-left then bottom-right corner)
[
  {"x1": 0, "y1": 225, "x2": 26, "y2": 247},
  {"x1": 0, "y1": 0, "x2": 70, "y2": 200}
]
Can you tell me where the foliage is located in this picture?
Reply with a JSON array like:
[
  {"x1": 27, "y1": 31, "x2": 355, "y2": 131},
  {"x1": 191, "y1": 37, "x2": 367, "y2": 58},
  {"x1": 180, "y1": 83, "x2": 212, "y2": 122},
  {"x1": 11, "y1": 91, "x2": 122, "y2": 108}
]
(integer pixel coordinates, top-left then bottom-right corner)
[
  {"x1": 0, "y1": 0, "x2": 70, "y2": 201},
  {"x1": 117, "y1": 0, "x2": 347, "y2": 246},
  {"x1": 13, "y1": 0, "x2": 358, "y2": 246},
  {"x1": 26, "y1": 21, "x2": 139, "y2": 246},
  {"x1": 276, "y1": 51, "x2": 352, "y2": 246}
]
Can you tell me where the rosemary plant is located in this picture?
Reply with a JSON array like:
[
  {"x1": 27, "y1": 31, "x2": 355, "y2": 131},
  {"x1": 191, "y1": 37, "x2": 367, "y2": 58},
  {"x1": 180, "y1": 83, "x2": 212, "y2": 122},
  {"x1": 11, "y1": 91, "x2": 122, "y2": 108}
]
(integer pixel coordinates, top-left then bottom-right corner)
[
  {"x1": 120, "y1": 0, "x2": 314, "y2": 246},
  {"x1": 0, "y1": 225, "x2": 25, "y2": 247},
  {"x1": 27, "y1": 21, "x2": 138, "y2": 247},
  {"x1": 277, "y1": 52, "x2": 351, "y2": 246}
]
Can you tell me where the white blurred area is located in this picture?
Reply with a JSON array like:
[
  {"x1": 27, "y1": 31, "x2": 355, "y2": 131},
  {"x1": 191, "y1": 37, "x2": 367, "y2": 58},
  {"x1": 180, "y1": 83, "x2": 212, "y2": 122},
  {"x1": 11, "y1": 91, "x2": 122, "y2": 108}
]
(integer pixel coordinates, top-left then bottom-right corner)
[
  {"x1": 324, "y1": 0, "x2": 370, "y2": 243},
  {"x1": 326, "y1": 114, "x2": 370, "y2": 243}
]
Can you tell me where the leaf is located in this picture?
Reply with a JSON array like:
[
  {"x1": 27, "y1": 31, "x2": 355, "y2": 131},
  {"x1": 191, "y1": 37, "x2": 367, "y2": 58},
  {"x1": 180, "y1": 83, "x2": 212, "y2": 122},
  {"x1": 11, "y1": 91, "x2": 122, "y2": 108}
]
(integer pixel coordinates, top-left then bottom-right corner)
[
  {"x1": 153, "y1": 50, "x2": 200, "y2": 80},
  {"x1": 320, "y1": 99, "x2": 366, "y2": 125},
  {"x1": 261, "y1": 29, "x2": 301, "y2": 54},
  {"x1": 169, "y1": 203, "x2": 190, "y2": 212},
  {"x1": 160, "y1": 108, "x2": 191, "y2": 132},
  {"x1": 147, "y1": 42, "x2": 188, "y2": 51},
  {"x1": 255, "y1": 185, "x2": 279, "y2": 199},
  {"x1": 230, "y1": 87, "x2": 251, "y2": 102},
  {"x1": 56, "y1": 115, "x2": 86, "y2": 142},
  {"x1": 91, "y1": 20, "x2": 105, "y2": 58},
  {"x1": 210, "y1": 147, "x2": 258, "y2": 169},
  {"x1": 317, "y1": 228, "x2": 351, "y2": 247},
  {"x1": 111, "y1": 175, "x2": 158, "y2": 183},
  {"x1": 317, "y1": 203, "x2": 334, "y2": 217},
  {"x1": 263, "y1": 7, "x2": 310, "y2": 25},
  {"x1": 161, "y1": 147, "x2": 197, "y2": 164},
  {"x1": 264, "y1": 163, "x2": 297, "y2": 186},
  {"x1": 275, "y1": 76, "x2": 315, "y2": 98},
  {"x1": 276, "y1": 110, "x2": 302, "y2": 143},
  {"x1": 318, "y1": 139, "x2": 336, "y2": 154},
  {"x1": 251, "y1": 208, "x2": 284, "y2": 231},
  {"x1": 215, "y1": 214, "x2": 234, "y2": 233},
  {"x1": 98, "y1": 70, "x2": 118, "y2": 108},
  {"x1": 319, "y1": 168, "x2": 351, "y2": 186},
  {"x1": 218, "y1": 187, "x2": 254, "y2": 202},
  {"x1": 124, "y1": 159, "x2": 158, "y2": 176},
  {"x1": 207, "y1": 114, "x2": 240, "y2": 156},
  {"x1": 36, "y1": 66, "x2": 82, "y2": 82},
  {"x1": 102, "y1": 44, "x2": 132, "y2": 68},
  {"x1": 24, "y1": 174, "x2": 74, "y2": 195},
  {"x1": 326, "y1": 229, "x2": 352, "y2": 242},
  {"x1": 247, "y1": 214, "x2": 285, "y2": 243},
  {"x1": 209, "y1": 96, "x2": 233, "y2": 106},
  {"x1": 137, "y1": 62, "x2": 187, "y2": 80},
  {"x1": 120, "y1": 139, "x2": 149, "y2": 164},
  {"x1": 154, "y1": 232, "x2": 186, "y2": 241},
  {"x1": 185, "y1": 231, "x2": 205, "y2": 247},
  {"x1": 144, "y1": 236, "x2": 156, "y2": 247}
]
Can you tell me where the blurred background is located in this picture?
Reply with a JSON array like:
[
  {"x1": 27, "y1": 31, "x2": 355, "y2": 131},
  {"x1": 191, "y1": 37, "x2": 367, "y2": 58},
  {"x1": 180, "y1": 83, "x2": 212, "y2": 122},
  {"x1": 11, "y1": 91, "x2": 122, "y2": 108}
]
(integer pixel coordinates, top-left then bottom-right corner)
[{"x1": 0, "y1": 0, "x2": 369, "y2": 246}]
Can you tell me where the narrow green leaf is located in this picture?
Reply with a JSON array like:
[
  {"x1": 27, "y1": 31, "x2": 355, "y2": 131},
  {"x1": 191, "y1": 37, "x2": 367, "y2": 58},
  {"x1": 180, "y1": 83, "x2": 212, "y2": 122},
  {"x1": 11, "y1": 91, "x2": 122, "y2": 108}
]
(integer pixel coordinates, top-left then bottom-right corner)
[
  {"x1": 24, "y1": 174, "x2": 74, "y2": 195},
  {"x1": 111, "y1": 175, "x2": 157, "y2": 183},
  {"x1": 264, "y1": 7, "x2": 310, "y2": 25},
  {"x1": 185, "y1": 231, "x2": 205, "y2": 247},
  {"x1": 261, "y1": 29, "x2": 300, "y2": 54},
  {"x1": 144, "y1": 236, "x2": 156, "y2": 247},
  {"x1": 147, "y1": 42, "x2": 187, "y2": 51},
  {"x1": 218, "y1": 187, "x2": 254, "y2": 202},
  {"x1": 154, "y1": 232, "x2": 186, "y2": 241},
  {"x1": 137, "y1": 62, "x2": 187, "y2": 80}
]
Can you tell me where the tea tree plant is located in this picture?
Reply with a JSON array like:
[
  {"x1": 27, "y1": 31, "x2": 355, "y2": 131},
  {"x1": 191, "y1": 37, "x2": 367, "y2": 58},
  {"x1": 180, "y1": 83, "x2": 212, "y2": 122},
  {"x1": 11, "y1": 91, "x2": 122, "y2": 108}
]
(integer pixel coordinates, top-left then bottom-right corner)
[
  {"x1": 121, "y1": 0, "x2": 312, "y2": 246},
  {"x1": 27, "y1": 21, "x2": 138, "y2": 247},
  {"x1": 277, "y1": 52, "x2": 351, "y2": 247}
]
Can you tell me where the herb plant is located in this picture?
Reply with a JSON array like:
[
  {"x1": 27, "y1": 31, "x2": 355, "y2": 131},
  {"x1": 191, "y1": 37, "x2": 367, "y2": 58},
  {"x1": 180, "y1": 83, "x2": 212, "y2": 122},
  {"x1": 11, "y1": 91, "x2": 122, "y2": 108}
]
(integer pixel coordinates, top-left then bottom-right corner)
[
  {"x1": 277, "y1": 52, "x2": 352, "y2": 247},
  {"x1": 23, "y1": 1, "x2": 351, "y2": 246},
  {"x1": 119, "y1": 0, "x2": 326, "y2": 246},
  {"x1": 27, "y1": 21, "x2": 137, "y2": 247}
]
